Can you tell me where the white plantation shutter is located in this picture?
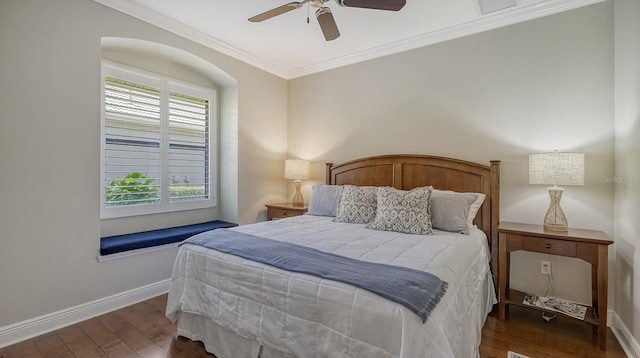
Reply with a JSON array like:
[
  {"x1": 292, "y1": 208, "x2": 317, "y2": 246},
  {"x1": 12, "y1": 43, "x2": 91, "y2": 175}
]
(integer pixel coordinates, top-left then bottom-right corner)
[
  {"x1": 101, "y1": 62, "x2": 216, "y2": 218},
  {"x1": 168, "y1": 92, "x2": 210, "y2": 202},
  {"x1": 104, "y1": 77, "x2": 162, "y2": 207}
]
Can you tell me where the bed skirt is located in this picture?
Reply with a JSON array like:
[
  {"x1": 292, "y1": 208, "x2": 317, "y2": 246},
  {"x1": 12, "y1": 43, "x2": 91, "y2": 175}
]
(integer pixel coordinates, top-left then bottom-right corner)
[{"x1": 175, "y1": 271, "x2": 496, "y2": 358}]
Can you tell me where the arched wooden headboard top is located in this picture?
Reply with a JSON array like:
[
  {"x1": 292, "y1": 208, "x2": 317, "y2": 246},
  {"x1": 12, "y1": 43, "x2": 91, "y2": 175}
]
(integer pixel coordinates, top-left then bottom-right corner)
[{"x1": 325, "y1": 155, "x2": 501, "y2": 268}]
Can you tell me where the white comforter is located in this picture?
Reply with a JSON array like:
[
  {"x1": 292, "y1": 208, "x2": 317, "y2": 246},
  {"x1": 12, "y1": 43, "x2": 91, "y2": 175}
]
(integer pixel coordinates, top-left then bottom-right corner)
[{"x1": 166, "y1": 215, "x2": 496, "y2": 358}]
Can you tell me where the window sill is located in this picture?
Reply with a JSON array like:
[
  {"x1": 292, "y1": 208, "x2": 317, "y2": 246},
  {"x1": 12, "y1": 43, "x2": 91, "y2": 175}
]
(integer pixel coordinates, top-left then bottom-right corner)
[
  {"x1": 99, "y1": 220, "x2": 237, "y2": 260},
  {"x1": 97, "y1": 242, "x2": 180, "y2": 262}
]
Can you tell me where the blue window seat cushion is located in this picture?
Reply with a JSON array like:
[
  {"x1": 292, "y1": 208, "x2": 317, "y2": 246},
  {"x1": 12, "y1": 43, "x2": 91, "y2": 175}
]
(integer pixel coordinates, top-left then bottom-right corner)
[{"x1": 100, "y1": 220, "x2": 237, "y2": 256}]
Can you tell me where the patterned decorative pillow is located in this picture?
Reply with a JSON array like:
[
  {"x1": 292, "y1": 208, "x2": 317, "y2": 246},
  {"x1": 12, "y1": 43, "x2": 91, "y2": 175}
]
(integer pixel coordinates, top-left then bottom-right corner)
[
  {"x1": 333, "y1": 185, "x2": 378, "y2": 224},
  {"x1": 308, "y1": 184, "x2": 342, "y2": 217},
  {"x1": 366, "y1": 186, "x2": 433, "y2": 235}
]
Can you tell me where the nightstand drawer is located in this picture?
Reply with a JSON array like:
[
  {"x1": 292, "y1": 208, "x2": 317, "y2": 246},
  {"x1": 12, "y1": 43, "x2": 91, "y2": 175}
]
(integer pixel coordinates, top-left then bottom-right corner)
[
  {"x1": 265, "y1": 203, "x2": 309, "y2": 221},
  {"x1": 522, "y1": 236, "x2": 577, "y2": 257},
  {"x1": 271, "y1": 208, "x2": 298, "y2": 219}
]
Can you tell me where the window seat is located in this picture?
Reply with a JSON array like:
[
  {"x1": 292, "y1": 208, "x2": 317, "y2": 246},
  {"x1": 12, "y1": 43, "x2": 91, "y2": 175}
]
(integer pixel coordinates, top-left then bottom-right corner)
[{"x1": 100, "y1": 220, "x2": 237, "y2": 256}]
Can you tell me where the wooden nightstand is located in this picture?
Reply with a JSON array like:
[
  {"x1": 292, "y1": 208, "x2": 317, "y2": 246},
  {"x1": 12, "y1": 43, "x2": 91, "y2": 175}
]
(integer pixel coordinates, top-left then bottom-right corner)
[
  {"x1": 265, "y1": 203, "x2": 309, "y2": 221},
  {"x1": 496, "y1": 221, "x2": 613, "y2": 350}
]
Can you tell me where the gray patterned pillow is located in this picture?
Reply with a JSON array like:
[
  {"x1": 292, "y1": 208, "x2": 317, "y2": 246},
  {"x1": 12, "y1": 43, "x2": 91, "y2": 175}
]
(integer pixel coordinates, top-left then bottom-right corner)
[
  {"x1": 366, "y1": 186, "x2": 433, "y2": 235},
  {"x1": 333, "y1": 185, "x2": 378, "y2": 224}
]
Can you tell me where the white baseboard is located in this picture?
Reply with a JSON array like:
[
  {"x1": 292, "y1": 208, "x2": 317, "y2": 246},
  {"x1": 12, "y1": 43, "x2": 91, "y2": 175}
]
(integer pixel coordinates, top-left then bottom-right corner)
[
  {"x1": 2, "y1": 285, "x2": 638, "y2": 356},
  {"x1": 0, "y1": 279, "x2": 171, "y2": 349},
  {"x1": 611, "y1": 311, "x2": 640, "y2": 358}
]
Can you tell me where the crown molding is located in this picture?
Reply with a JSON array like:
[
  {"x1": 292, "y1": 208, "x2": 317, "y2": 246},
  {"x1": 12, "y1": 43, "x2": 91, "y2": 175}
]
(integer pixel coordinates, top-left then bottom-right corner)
[
  {"x1": 287, "y1": 0, "x2": 605, "y2": 78},
  {"x1": 93, "y1": 0, "x2": 290, "y2": 79},
  {"x1": 94, "y1": 0, "x2": 603, "y2": 80}
]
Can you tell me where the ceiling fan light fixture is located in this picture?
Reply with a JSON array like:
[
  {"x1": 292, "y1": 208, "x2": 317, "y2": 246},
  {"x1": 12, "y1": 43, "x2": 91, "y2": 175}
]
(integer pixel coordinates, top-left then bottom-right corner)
[{"x1": 315, "y1": 6, "x2": 331, "y2": 17}]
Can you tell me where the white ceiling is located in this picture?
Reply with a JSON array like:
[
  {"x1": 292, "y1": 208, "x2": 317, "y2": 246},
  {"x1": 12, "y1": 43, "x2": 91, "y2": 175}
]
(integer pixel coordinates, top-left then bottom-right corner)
[{"x1": 95, "y1": 0, "x2": 601, "y2": 79}]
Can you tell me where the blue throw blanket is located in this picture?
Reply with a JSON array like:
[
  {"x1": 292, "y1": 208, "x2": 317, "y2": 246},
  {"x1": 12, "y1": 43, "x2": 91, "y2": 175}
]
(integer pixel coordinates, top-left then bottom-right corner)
[{"x1": 183, "y1": 229, "x2": 448, "y2": 323}]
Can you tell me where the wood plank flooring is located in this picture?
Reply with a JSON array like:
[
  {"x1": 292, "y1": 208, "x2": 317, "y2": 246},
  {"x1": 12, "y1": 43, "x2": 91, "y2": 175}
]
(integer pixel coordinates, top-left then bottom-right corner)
[
  {"x1": 0, "y1": 294, "x2": 213, "y2": 358},
  {"x1": 0, "y1": 294, "x2": 628, "y2": 358},
  {"x1": 480, "y1": 306, "x2": 627, "y2": 358}
]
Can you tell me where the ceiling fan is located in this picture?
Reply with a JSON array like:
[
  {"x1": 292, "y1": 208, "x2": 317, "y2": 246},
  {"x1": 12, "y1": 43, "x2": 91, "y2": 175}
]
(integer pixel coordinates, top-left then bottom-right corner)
[{"x1": 248, "y1": 0, "x2": 407, "y2": 41}]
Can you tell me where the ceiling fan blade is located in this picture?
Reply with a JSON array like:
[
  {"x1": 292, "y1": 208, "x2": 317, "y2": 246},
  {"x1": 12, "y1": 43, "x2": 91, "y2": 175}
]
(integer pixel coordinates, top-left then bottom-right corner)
[
  {"x1": 316, "y1": 7, "x2": 340, "y2": 41},
  {"x1": 248, "y1": 2, "x2": 304, "y2": 22},
  {"x1": 335, "y1": 0, "x2": 406, "y2": 11}
]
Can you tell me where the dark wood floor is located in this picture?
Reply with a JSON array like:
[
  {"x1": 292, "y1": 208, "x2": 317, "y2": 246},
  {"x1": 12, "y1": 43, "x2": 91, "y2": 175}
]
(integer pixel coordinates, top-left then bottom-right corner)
[
  {"x1": 480, "y1": 306, "x2": 627, "y2": 358},
  {"x1": 0, "y1": 294, "x2": 213, "y2": 358},
  {"x1": 0, "y1": 294, "x2": 628, "y2": 358}
]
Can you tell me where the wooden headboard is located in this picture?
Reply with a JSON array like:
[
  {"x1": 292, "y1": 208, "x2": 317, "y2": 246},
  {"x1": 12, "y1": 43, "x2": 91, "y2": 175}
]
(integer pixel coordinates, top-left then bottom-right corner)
[{"x1": 326, "y1": 154, "x2": 501, "y2": 271}]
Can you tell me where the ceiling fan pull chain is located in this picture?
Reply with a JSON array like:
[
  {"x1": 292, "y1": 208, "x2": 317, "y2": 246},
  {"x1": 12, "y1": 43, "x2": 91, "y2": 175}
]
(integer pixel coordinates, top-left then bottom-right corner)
[{"x1": 307, "y1": 2, "x2": 310, "y2": 23}]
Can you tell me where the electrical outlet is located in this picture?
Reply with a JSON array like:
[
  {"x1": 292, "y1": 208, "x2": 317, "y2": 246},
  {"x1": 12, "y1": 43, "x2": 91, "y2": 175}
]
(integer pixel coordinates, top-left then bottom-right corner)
[{"x1": 541, "y1": 260, "x2": 551, "y2": 275}]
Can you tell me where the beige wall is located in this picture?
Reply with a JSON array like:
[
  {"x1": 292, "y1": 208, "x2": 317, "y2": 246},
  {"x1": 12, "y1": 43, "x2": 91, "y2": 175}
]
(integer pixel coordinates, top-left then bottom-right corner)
[
  {"x1": 3, "y1": 0, "x2": 636, "y2": 350},
  {"x1": 614, "y1": 0, "x2": 640, "y2": 349},
  {"x1": 0, "y1": 0, "x2": 287, "y2": 328},
  {"x1": 288, "y1": 3, "x2": 615, "y2": 305}
]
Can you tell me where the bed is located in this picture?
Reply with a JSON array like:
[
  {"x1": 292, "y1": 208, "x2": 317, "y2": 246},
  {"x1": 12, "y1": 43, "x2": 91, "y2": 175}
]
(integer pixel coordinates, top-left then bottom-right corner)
[{"x1": 166, "y1": 154, "x2": 501, "y2": 358}]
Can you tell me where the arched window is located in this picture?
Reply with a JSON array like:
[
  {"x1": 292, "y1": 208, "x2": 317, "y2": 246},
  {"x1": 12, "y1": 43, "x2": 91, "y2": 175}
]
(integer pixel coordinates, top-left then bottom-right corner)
[
  {"x1": 101, "y1": 61, "x2": 216, "y2": 218},
  {"x1": 99, "y1": 38, "x2": 236, "y2": 220}
]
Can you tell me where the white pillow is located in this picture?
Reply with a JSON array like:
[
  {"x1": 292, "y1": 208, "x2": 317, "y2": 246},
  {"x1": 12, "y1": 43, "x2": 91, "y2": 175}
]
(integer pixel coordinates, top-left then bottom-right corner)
[
  {"x1": 431, "y1": 189, "x2": 485, "y2": 234},
  {"x1": 307, "y1": 184, "x2": 342, "y2": 217},
  {"x1": 466, "y1": 192, "x2": 486, "y2": 228},
  {"x1": 366, "y1": 186, "x2": 433, "y2": 235}
]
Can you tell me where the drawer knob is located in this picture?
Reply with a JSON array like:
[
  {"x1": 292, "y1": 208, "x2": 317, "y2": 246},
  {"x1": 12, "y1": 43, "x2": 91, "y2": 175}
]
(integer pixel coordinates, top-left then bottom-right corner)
[{"x1": 545, "y1": 243, "x2": 551, "y2": 249}]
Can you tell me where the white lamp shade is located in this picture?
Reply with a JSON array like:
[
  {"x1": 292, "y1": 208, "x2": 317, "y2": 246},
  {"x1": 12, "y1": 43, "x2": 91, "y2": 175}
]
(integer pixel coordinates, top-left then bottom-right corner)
[
  {"x1": 529, "y1": 152, "x2": 584, "y2": 186},
  {"x1": 284, "y1": 159, "x2": 310, "y2": 180}
]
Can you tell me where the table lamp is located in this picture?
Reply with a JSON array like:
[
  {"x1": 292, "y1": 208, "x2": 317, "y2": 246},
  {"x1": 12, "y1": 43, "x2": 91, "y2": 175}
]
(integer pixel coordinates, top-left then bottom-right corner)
[
  {"x1": 529, "y1": 151, "x2": 584, "y2": 232},
  {"x1": 284, "y1": 159, "x2": 310, "y2": 207}
]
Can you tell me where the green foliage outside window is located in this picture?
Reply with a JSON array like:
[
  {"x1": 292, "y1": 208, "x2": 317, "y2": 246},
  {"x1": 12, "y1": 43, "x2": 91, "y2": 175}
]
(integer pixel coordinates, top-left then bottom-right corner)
[
  {"x1": 105, "y1": 172, "x2": 160, "y2": 206},
  {"x1": 169, "y1": 186, "x2": 206, "y2": 202},
  {"x1": 106, "y1": 172, "x2": 207, "y2": 206}
]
